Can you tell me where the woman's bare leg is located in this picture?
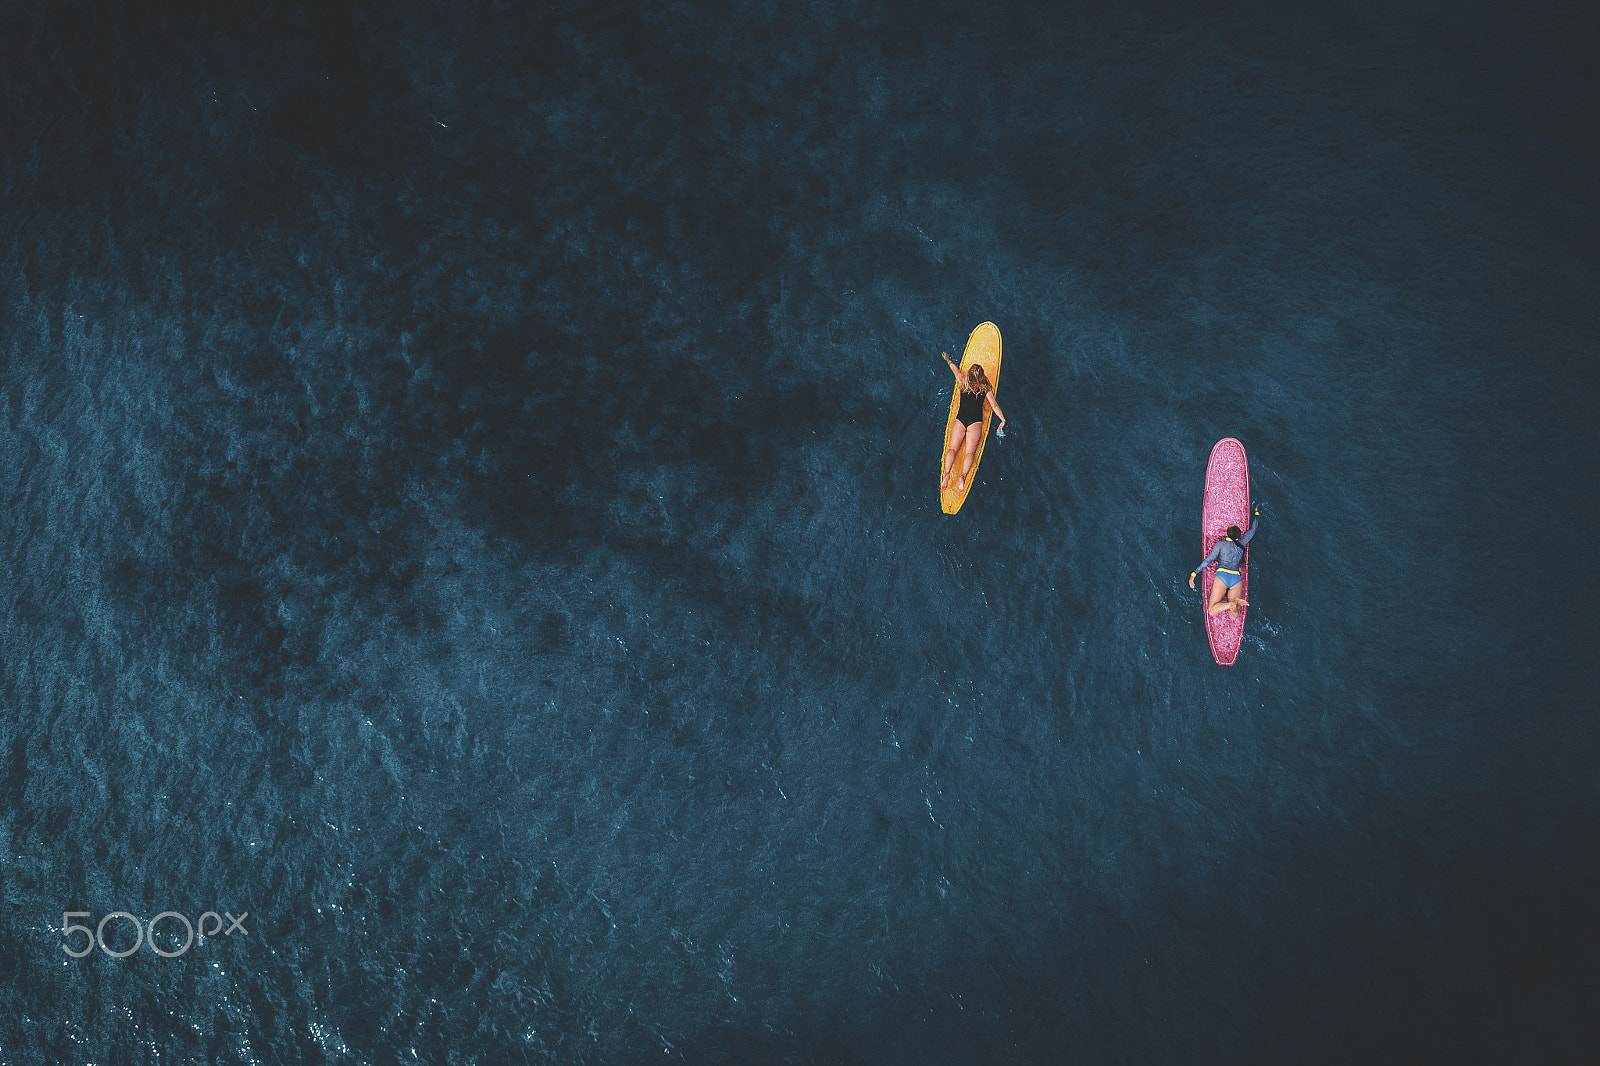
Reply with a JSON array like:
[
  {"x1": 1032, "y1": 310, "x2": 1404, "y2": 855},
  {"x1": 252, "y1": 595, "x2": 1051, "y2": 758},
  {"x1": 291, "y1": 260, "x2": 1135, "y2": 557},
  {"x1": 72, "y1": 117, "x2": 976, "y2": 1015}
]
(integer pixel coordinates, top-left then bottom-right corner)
[
  {"x1": 956, "y1": 423, "x2": 982, "y2": 492},
  {"x1": 940, "y1": 419, "x2": 964, "y2": 488},
  {"x1": 1206, "y1": 577, "x2": 1228, "y2": 614},
  {"x1": 1209, "y1": 584, "x2": 1249, "y2": 616}
]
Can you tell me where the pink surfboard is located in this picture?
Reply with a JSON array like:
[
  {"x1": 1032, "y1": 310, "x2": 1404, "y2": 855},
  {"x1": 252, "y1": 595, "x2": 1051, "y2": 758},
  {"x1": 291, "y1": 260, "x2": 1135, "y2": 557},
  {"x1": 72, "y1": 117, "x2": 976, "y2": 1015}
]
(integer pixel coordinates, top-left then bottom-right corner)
[{"x1": 1201, "y1": 438, "x2": 1251, "y2": 665}]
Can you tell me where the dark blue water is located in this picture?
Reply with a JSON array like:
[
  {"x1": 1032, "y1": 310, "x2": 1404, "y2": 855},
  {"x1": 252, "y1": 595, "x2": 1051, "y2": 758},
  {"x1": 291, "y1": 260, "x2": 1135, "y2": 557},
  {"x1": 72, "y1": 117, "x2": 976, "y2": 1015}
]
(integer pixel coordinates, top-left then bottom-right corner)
[{"x1": 3, "y1": 1, "x2": 1596, "y2": 1062}]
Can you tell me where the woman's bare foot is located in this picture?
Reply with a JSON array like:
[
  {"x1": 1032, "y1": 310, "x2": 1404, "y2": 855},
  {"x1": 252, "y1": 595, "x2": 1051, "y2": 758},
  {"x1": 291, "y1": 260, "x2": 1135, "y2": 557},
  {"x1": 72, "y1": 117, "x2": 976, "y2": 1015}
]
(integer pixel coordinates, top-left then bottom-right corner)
[
  {"x1": 941, "y1": 472, "x2": 952, "y2": 489},
  {"x1": 956, "y1": 477, "x2": 966, "y2": 493}
]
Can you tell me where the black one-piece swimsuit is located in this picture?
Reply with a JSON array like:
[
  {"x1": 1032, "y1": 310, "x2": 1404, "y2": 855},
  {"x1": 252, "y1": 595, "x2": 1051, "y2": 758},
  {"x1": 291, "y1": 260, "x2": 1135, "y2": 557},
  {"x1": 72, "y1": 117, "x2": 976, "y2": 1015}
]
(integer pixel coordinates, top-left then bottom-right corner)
[{"x1": 956, "y1": 389, "x2": 985, "y2": 428}]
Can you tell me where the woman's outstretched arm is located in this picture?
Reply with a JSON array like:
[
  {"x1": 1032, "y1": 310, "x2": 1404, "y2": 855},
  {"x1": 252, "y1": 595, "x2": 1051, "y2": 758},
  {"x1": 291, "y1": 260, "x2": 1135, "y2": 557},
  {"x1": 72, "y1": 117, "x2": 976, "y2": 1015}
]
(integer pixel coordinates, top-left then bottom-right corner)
[
  {"x1": 1189, "y1": 541, "x2": 1223, "y2": 585},
  {"x1": 940, "y1": 352, "x2": 965, "y2": 384},
  {"x1": 987, "y1": 392, "x2": 1007, "y2": 428}
]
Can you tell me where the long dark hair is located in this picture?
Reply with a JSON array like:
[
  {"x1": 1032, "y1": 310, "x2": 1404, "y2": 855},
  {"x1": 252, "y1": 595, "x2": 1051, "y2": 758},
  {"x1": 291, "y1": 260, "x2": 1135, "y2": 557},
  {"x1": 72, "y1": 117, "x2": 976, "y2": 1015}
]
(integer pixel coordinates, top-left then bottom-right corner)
[{"x1": 1226, "y1": 525, "x2": 1242, "y2": 542}]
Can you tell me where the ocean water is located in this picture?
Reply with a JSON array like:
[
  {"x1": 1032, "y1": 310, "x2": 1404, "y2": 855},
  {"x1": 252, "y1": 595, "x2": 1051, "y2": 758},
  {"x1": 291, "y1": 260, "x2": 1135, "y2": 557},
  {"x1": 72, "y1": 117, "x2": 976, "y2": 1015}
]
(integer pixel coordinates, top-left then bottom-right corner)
[{"x1": 2, "y1": 0, "x2": 1596, "y2": 1063}]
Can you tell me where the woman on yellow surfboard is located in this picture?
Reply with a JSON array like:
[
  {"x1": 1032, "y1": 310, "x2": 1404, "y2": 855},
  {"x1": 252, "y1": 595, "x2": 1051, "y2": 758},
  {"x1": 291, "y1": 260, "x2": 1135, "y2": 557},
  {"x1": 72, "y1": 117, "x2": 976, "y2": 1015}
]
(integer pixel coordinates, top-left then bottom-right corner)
[{"x1": 939, "y1": 351, "x2": 1007, "y2": 494}]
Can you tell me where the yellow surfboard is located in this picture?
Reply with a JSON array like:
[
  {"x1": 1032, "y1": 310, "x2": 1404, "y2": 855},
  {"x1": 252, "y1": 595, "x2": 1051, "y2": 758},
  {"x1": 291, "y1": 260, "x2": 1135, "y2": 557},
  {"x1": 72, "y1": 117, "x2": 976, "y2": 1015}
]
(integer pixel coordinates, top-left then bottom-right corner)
[{"x1": 939, "y1": 321, "x2": 1002, "y2": 514}]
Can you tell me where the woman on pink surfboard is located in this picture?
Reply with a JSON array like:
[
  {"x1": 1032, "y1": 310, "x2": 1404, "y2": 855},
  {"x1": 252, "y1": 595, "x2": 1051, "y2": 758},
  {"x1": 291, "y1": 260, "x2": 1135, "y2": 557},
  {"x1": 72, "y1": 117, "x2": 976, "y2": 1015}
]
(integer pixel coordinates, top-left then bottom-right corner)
[{"x1": 1189, "y1": 504, "x2": 1260, "y2": 616}]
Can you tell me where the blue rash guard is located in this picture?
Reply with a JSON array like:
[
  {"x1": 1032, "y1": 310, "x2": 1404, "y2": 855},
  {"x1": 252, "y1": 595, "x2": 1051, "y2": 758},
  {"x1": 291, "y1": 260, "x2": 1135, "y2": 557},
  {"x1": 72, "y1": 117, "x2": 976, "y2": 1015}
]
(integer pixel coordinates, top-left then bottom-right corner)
[{"x1": 1195, "y1": 514, "x2": 1258, "y2": 577}]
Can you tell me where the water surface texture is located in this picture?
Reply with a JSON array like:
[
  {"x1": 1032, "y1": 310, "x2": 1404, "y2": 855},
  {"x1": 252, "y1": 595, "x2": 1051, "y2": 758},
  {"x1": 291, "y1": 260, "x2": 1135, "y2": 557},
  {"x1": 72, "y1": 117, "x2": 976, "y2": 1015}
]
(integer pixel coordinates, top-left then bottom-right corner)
[{"x1": 2, "y1": 1, "x2": 1596, "y2": 1062}]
